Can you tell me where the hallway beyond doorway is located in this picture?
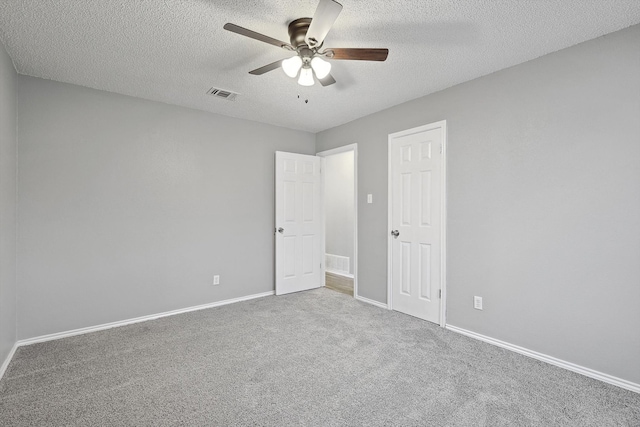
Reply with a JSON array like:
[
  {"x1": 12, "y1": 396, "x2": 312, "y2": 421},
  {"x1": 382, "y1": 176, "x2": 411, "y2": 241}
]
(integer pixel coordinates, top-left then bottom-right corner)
[{"x1": 325, "y1": 272, "x2": 353, "y2": 296}]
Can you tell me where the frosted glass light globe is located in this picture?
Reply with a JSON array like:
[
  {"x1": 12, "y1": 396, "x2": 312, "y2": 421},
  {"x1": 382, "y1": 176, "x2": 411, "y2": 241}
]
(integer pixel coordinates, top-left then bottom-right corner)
[
  {"x1": 310, "y1": 57, "x2": 331, "y2": 79},
  {"x1": 282, "y1": 56, "x2": 302, "y2": 78},
  {"x1": 298, "y1": 66, "x2": 315, "y2": 86}
]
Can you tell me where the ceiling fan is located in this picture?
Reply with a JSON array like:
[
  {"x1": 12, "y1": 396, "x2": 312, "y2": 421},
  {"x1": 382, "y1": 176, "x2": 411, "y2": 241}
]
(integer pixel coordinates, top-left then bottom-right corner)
[{"x1": 223, "y1": 0, "x2": 389, "y2": 87}]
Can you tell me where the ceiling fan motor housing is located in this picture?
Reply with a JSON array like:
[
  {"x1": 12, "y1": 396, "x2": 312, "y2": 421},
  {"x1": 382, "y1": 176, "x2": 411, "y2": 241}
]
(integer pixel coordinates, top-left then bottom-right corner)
[{"x1": 288, "y1": 18, "x2": 313, "y2": 50}]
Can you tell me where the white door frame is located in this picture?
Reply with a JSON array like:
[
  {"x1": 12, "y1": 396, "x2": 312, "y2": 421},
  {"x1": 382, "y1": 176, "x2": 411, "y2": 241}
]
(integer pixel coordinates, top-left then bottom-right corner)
[
  {"x1": 316, "y1": 143, "x2": 358, "y2": 299},
  {"x1": 387, "y1": 121, "x2": 447, "y2": 327}
]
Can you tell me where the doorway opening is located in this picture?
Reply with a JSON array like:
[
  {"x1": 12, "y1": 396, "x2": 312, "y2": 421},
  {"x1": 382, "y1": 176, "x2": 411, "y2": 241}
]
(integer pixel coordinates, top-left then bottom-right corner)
[{"x1": 317, "y1": 144, "x2": 357, "y2": 298}]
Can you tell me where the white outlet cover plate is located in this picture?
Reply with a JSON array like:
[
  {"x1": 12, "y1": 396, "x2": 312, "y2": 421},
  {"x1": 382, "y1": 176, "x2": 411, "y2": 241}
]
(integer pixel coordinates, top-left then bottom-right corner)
[{"x1": 474, "y1": 296, "x2": 483, "y2": 310}]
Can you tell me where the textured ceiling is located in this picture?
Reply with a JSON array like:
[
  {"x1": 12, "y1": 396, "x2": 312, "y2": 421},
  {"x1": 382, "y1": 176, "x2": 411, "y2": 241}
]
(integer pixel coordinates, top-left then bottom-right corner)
[{"x1": 1, "y1": 1, "x2": 639, "y2": 133}]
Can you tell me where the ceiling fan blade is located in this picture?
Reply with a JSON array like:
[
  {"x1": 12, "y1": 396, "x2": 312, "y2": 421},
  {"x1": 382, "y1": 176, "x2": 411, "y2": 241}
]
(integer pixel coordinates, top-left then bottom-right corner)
[
  {"x1": 249, "y1": 60, "x2": 285, "y2": 75},
  {"x1": 305, "y1": 0, "x2": 343, "y2": 48},
  {"x1": 318, "y1": 73, "x2": 336, "y2": 86},
  {"x1": 328, "y1": 48, "x2": 389, "y2": 61},
  {"x1": 224, "y1": 23, "x2": 294, "y2": 50}
]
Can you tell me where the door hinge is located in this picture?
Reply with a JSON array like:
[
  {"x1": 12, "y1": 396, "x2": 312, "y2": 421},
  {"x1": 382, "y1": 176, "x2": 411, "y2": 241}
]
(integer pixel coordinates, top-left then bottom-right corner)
[
  {"x1": 439, "y1": 289, "x2": 442, "y2": 299},
  {"x1": 440, "y1": 144, "x2": 443, "y2": 154}
]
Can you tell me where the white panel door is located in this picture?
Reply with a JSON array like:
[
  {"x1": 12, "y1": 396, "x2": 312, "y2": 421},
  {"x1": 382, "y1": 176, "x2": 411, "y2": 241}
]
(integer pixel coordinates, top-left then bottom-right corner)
[
  {"x1": 389, "y1": 123, "x2": 444, "y2": 323},
  {"x1": 275, "y1": 151, "x2": 323, "y2": 295}
]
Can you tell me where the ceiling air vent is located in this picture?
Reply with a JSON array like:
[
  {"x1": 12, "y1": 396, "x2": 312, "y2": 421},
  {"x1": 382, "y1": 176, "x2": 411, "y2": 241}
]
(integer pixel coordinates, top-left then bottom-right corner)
[{"x1": 206, "y1": 87, "x2": 238, "y2": 101}]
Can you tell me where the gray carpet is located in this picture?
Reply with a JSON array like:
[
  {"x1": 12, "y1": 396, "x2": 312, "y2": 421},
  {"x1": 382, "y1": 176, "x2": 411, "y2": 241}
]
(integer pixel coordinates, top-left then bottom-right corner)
[{"x1": 1, "y1": 288, "x2": 638, "y2": 426}]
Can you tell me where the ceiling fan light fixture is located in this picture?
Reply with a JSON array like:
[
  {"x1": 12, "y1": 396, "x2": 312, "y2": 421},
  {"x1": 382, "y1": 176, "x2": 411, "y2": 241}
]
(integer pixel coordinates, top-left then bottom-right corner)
[
  {"x1": 224, "y1": 0, "x2": 388, "y2": 88},
  {"x1": 282, "y1": 55, "x2": 302, "y2": 78},
  {"x1": 310, "y1": 56, "x2": 331, "y2": 79},
  {"x1": 298, "y1": 66, "x2": 315, "y2": 86}
]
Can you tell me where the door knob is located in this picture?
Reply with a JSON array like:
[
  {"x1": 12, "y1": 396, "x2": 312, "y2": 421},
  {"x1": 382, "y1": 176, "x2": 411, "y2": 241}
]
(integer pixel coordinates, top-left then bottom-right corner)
[
  {"x1": 391, "y1": 230, "x2": 399, "y2": 237},
  {"x1": 277, "y1": 227, "x2": 284, "y2": 234}
]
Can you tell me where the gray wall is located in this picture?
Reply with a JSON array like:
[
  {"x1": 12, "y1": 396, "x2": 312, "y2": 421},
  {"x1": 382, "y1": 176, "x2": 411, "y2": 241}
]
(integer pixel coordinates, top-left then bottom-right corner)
[
  {"x1": 317, "y1": 25, "x2": 640, "y2": 384},
  {"x1": 0, "y1": 41, "x2": 17, "y2": 365},
  {"x1": 324, "y1": 151, "x2": 354, "y2": 274},
  {"x1": 17, "y1": 76, "x2": 315, "y2": 340}
]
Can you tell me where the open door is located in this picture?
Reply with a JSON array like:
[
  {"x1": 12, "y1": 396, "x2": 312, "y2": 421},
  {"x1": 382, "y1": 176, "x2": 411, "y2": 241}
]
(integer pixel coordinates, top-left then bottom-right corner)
[{"x1": 275, "y1": 151, "x2": 323, "y2": 295}]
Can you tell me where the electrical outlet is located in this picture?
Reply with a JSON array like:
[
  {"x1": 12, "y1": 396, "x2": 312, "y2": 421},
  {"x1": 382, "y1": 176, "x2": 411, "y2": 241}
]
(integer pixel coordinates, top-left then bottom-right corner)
[
  {"x1": 474, "y1": 296, "x2": 483, "y2": 310},
  {"x1": 213, "y1": 275, "x2": 220, "y2": 285},
  {"x1": 367, "y1": 194, "x2": 373, "y2": 204}
]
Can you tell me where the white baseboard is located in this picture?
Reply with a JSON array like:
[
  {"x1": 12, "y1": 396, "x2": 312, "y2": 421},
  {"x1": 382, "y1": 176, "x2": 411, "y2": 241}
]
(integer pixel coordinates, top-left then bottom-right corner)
[
  {"x1": 0, "y1": 342, "x2": 18, "y2": 381},
  {"x1": 326, "y1": 269, "x2": 354, "y2": 279},
  {"x1": 445, "y1": 324, "x2": 640, "y2": 394},
  {"x1": 17, "y1": 291, "x2": 275, "y2": 347},
  {"x1": 0, "y1": 291, "x2": 274, "y2": 382},
  {"x1": 355, "y1": 295, "x2": 388, "y2": 309}
]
